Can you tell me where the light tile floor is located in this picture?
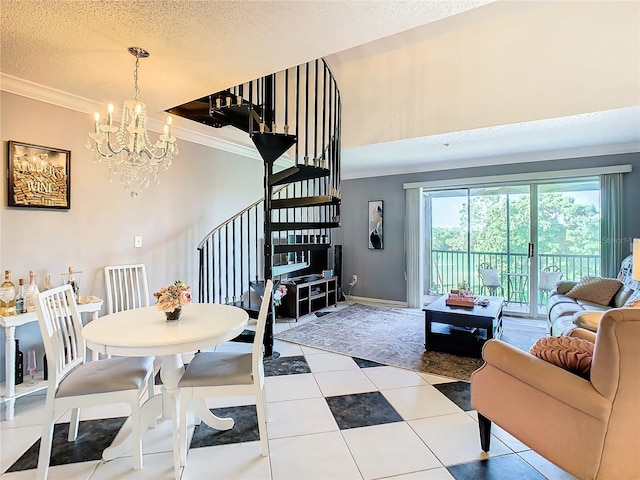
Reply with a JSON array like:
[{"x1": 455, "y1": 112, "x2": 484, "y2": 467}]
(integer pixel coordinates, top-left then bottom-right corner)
[{"x1": 0, "y1": 306, "x2": 576, "y2": 480}]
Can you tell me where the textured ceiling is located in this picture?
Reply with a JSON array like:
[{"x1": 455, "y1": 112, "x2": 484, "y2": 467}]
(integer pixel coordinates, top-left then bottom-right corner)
[
  {"x1": 1, "y1": 0, "x2": 488, "y2": 112},
  {"x1": 1, "y1": 0, "x2": 638, "y2": 179}
]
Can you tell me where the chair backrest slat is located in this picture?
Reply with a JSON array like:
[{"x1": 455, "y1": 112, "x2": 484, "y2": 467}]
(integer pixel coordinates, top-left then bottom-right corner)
[
  {"x1": 104, "y1": 264, "x2": 149, "y2": 314},
  {"x1": 253, "y1": 279, "x2": 274, "y2": 376},
  {"x1": 36, "y1": 284, "x2": 85, "y2": 390}
]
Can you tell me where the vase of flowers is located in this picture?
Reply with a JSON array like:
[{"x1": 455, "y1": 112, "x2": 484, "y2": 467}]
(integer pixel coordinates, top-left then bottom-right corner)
[
  {"x1": 154, "y1": 280, "x2": 192, "y2": 321},
  {"x1": 273, "y1": 283, "x2": 288, "y2": 306}
]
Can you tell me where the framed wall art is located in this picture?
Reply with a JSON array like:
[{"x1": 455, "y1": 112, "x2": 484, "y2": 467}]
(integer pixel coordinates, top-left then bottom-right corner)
[
  {"x1": 7, "y1": 141, "x2": 71, "y2": 209},
  {"x1": 368, "y1": 200, "x2": 383, "y2": 250}
]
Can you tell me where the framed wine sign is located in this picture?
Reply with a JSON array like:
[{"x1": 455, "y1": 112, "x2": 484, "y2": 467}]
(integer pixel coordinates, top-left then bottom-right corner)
[{"x1": 7, "y1": 141, "x2": 71, "y2": 209}]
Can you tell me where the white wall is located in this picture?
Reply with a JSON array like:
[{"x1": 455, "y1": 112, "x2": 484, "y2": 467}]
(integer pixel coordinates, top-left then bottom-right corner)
[
  {"x1": 330, "y1": 0, "x2": 640, "y2": 148},
  {"x1": 0, "y1": 92, "x2": 263, "y2": 379}
]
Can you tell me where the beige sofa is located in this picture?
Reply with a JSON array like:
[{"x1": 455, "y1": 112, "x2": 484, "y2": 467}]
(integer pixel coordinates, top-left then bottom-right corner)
[
  {"x1": 471, "y1": 308, "x2": 640, "y2": 480},
  {"x1": 547, "y1": 254, "x2": 639, "y2": 335}
]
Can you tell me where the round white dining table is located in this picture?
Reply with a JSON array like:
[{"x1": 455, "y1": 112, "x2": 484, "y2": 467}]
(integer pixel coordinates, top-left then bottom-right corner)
[{"x1": 82, "y1": 303, "x2": 249, "y2": 462}]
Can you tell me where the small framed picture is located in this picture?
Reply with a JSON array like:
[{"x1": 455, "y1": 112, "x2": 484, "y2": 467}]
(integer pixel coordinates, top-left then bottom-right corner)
[
  {"x1": 7, "y1": 141, "x2": 71, "y2": 209},
  {"x1": 368, "y1": 200, "x2": 383, "y2": 249}
]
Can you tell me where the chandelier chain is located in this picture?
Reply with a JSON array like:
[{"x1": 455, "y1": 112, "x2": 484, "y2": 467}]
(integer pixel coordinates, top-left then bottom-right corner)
[{"x1": 133, "y1": 56, "x2": 140, "y2": 100}]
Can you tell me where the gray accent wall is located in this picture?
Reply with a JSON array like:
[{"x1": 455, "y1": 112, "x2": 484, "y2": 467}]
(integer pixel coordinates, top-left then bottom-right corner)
[{"x1": 336, "y1": 153, "x2": 640, "y2": 303}]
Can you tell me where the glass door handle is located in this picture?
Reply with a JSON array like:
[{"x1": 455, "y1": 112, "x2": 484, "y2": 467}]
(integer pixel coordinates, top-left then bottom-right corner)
[{"x1": 527, "y1": 243, "x2": 534, "y2": 258}]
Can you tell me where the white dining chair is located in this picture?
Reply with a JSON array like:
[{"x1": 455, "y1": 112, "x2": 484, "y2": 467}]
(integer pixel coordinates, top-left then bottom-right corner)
[
  {"x1": 104, "y1": 263, "x2": 156, "y2": 396},
  {"x1": 173, "y1": 279, "x2": 274, "y2": 475},
  {"x1": 104, "y1": 264, "x2": 149, "y2": 314},
  {"x1": 35, "y1": 284, "x2": 155, "y2": 480}
]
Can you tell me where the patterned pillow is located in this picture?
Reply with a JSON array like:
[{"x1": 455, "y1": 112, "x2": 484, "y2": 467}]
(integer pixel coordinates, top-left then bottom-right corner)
[
  {"x1": 566, "y1": 277, "x2": 622, "y2": 306},
  {"x1": 625, "y1": 289, "x2": 640, "y2": 307},
  {"x1": 530, "y1": 336, "x2": 594, "y2": 377}
]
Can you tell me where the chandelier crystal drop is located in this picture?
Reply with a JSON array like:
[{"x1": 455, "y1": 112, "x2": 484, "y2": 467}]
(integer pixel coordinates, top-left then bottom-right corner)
[{"x1": 86, "y1": 47, "x2": 178, "y2": 197}]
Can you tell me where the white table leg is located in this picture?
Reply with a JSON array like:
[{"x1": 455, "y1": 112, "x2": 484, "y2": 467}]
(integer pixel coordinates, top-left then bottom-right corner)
[
  {"x1": 102, "y1": 352, "x2": 234, "y2": 464},
  {"x1": 101, "y1": 394, "x2": 162, "y2": 462},
  {"x1": 161, "y1": 354, "x2": 184, "y2": 419},
  {"x1": 4, "y1": 326, "x2": 16, "y2": 420}
]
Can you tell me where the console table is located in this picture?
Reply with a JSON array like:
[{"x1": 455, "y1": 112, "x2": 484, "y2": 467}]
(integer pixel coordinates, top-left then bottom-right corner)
[
  {"x1": 0, "y1": 299, "x2": 103, "y2": 420},
  {"x1": 280, "y1": 276, "x2": 337, "y2": 319}
]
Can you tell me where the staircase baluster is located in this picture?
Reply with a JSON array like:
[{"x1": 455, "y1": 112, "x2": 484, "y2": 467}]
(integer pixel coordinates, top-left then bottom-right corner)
[
  {"x1": 295, "y1": 65, "x2": 300, "y2": 165},
  {"x1": 232, "y1": 218, "x2": 237, "y2": 303}
]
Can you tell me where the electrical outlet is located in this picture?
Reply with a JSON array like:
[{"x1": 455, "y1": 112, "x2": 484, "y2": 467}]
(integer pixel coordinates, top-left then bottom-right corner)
[{"x1": 134, "y1": 235, "x2": 143, "y2": 248}]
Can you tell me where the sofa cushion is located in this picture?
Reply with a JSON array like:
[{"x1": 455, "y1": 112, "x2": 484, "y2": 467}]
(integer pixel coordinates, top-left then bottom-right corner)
[
  {"x1": 530, "y1": 336, "x2": 594, "y2": 377},
  {"x1": 566, "y1": 277, "x2": 622, "y2": 306},
  {"x1": 548, "y1": 299, "x2": 584, "y2": 319},
  {"x1": 612, "y1": 287, "x2": 634, "y2": 308},
  {"x1": 624, "y1": 289, "x2": 640, "y2": 307},
  {"x1": 573, "y1": 311, "x2": 604, "y2": 332},
  {"x1": 575, "y1": 300, "x2": 610, "y2": 312},
  {"x1": 554, "y1": 281, "x2": 578, "y2": 295}
]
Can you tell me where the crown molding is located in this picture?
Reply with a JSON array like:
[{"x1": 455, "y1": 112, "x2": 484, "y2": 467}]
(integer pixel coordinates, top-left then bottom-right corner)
[
  {"x1": 342, "y1": 142, "x2": 640, "y2": 180},
  {"x1": 0, "y1": 73, "x2": 262, "y2": 161}
]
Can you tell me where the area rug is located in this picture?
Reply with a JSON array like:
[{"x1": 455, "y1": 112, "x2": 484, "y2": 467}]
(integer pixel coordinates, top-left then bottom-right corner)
[{"x1": 275, "y1": 303, "x2": 546, "y2": 381}]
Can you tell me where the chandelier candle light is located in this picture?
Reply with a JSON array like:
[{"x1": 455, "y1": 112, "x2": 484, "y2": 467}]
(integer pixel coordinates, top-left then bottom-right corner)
[{"x1": 87, "y1": 47, "x2": 178, "y2": 197}]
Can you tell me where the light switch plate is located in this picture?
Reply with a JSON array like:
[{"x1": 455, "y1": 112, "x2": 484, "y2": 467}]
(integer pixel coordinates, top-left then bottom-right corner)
[{"x1": 134, "y1": 235, "x2": 143, "y2": 248}]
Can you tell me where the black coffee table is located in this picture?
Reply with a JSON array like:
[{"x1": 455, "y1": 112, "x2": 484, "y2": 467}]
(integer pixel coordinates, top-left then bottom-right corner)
[{"x1": 423, "y1": 295, "x2": 504, "y2": 358}]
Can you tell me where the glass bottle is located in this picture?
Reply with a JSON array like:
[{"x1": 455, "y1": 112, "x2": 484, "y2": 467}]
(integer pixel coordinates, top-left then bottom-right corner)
[
  {"x1": 25, "y1": 270, "x2": 40, "y2": 313},
  {"x1": 0, "y1": 270, "x2": 17, "y2": 316},
  {"x1": 15, "y1": 339, "x2": 24, "y2": 385},
  {"x1": 15, "y1": 279, "x2": 26, "y2": 314},
  {"x1": 67, "y1": 266, "x2": 79, "y2": 298}
]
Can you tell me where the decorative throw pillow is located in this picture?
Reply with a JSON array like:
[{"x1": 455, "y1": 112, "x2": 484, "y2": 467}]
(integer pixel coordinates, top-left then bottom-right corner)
[
  {"x1": 479, "y1": 269, "x2": 501, "y2": 287},
  {"x1": 565, "y1": 276, "x2": 622, "y2": 306},
  {"x1": 530, "y1": 336, "x2": 594, "y2": 377},
  {"x1": 539, "y1": 271, "x2": 562, "y2": 291},
  {"x1": 624, "y1": 289, "x2": 640, "y2": 307}
]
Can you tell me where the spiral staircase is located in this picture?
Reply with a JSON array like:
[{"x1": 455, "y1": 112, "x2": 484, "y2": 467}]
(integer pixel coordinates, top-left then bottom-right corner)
[{"x1": 168, "y1": 58, "x2": 342, "y2": 356}]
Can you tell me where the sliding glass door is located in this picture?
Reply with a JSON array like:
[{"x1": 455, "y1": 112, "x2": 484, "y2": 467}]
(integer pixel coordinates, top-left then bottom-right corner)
[{"x1": 424, "y1": 178, "x2": 600, "y2": 317}]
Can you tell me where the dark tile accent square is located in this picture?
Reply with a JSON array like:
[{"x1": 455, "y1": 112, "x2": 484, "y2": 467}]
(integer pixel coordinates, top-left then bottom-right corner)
[
  {"x1": 325, "y1": 391, "x2": 403, "y2": 430},
  {"x1": 433, "y1": 381, "x2": 471, "y2": 411},
  {"x1": 352, "y1": 357, "x2": 386, "y2": 368},
  {"x1": 6, "y1": 417, "x2": 127, "y2": 473},
  {"x1": 447, "y1": 454, "x2": 546, "y2": 480},
  {"x1": 189, "y1": 405, "x2": 259, "y2": 448},
  {"x1": 263, "y1": 355, "x2": 311, "y2": 377}
]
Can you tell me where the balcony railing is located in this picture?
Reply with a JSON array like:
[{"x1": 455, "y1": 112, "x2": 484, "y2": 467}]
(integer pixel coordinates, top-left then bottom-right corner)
[{"x1": 429, "y1": 250, "x2": 600, "y2": 305}]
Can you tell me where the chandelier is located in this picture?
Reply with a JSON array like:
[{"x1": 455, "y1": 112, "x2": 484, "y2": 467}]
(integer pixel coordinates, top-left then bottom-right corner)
[{"x1": 86, "y1": 47, "x2": 178, "y2": 197}]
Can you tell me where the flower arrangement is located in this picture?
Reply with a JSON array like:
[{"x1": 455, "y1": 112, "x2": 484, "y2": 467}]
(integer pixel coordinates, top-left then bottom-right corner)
[
  {"x1": 273, "y1": 284, "x2": 287, "y2": 306},
  {"x1": 153, "y1": 280, "x2": 192, "y2": 312}
]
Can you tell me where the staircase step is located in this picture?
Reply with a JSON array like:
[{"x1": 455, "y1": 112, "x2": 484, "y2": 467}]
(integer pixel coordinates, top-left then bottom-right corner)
[
  {"x1": 270, "y1": 164, "x2": 329, "y2": 186},
  {"x1": 274, "y1": 243, "x2": 330, "y2": 254},
  {"x1": 271, "y1": 221, "x2": 340, "y2": 231},
  {"x1": 271, "y1": 195, "x2": 341, "y2": 209},
  {"x1": 252, "y1": 133, "x2": 298, "y2": 163},
  {"x1": 168, "y1": 95, "x2": 260, "y2": 133}
]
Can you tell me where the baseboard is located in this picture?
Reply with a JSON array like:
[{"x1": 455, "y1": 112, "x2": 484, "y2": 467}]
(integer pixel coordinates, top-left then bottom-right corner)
[{"x1": 346, "y1": 295, "x2": 408, "y2": 308}]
